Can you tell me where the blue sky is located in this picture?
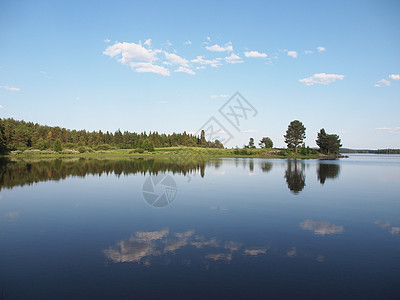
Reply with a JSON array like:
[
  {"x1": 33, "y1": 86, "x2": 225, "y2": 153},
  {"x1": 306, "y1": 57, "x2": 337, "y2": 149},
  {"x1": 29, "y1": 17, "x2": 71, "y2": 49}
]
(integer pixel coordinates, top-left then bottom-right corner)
[{"x1": 0, "y1": 0, "x2": 399, "y2": 148}]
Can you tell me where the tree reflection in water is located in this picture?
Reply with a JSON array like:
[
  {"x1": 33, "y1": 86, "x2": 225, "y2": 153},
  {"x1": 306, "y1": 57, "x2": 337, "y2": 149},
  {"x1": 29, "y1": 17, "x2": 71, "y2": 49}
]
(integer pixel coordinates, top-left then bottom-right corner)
[
  {"x1": 0, "y1": 157, "x2": 209, "y2": 190},
  {"x1": 317, "y1": 162, "x2": 340, "y2": 184},
  {"x1": 260, "y1": 162, "x2": 273, "y2": 173},
  {"x1": 0, "y1": 157, "x2": 341, "y2": 193},
  {"x1": 284, "y1": 160, "x2": 306, "y2": 194}
]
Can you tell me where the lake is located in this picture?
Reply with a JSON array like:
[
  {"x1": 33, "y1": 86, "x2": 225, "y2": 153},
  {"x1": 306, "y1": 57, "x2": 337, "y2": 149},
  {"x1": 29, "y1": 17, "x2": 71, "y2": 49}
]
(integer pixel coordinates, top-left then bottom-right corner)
[{"x1": 0, "y1": 155, "x2": 399, "y2": 299}]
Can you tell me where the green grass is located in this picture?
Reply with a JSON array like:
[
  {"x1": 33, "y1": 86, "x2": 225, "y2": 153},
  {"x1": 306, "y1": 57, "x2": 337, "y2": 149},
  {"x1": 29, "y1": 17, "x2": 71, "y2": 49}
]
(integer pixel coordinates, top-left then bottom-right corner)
[{"x1": 1, "y1": 146, "x2": 335, "y2": 160}]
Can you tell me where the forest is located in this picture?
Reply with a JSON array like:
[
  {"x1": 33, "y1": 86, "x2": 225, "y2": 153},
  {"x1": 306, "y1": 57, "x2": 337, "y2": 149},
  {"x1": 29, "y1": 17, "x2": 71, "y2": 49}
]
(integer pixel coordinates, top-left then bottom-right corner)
[{"x1": 0, "y1": 118, "x2": 223, "y2": 154}]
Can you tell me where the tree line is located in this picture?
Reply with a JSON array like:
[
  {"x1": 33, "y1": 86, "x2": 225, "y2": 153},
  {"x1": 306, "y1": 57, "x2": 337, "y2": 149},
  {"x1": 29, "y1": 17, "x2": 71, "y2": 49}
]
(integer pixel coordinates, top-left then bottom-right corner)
[{"x1": 0, "y1": 118, "x2": 223, "y2": 154}]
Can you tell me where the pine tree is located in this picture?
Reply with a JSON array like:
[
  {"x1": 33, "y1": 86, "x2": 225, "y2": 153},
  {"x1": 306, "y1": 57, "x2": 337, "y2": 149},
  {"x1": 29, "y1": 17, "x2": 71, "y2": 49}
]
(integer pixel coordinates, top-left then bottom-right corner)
[
  {"x1": 316, "y1": 128, "x2": 342, "y2": 154},
  {"x1": 284, "y1": 120, "x2": 306, "y2": 153}
]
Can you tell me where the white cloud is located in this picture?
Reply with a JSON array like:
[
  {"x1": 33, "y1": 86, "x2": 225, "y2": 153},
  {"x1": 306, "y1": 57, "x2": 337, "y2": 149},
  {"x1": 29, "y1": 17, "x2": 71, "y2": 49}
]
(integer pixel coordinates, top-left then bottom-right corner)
[
  {"x1": 132, "y1": 62, "x2": 170, "y2": 76},
  {"x1": 0, "y1": 85, "x2": 21, "y2": 91},
  {"x1": 317, "y1": 46, "x2": 326, "y2": 52},
  {"x1": 104, "y1": 41, "x2": 157, "y2": 63},
  {"x1": 241, "y1": 129, "x2": 258, "y2": 133},
  {"x1": 304, "y1": 50, "x2": 313, "y2": 54},
  {"x1": 287, "y1": 51, "x2": 298, "y2": 58},
  {"x1": 206, "y1": 44, "x2": 233, "y2": 52},
  {"x1": 184, "y1": 40, "x2": 192, "y2": 45},
  {"x1": 244, "y1": 51, "x2": 267, "y2": 58},
  {"x1": 164, "y1": 51, "x2": 189, "y2": 67},
  {"x1": 375, "y1": 127, "x2": 400, "y2": 134},
  {"x1": 104, "y1": 38, "x2": 111, "y2": 43},
  {"x1": 374, "y1": 78, "x2": 391, "y2": 87},
  {"x1": 206, "y1": 36, "x2": 211, "y2": 41},
  {"x1": 103, "y1": 41, "x2": 171, "y2": 76},
  {"x1": 225, "y1": 53, "x2": 243, "y2": 64},
  {"x1": 299, "y1": 73, "x2": 344, "y2": 86},
  {"x1": 175, "y1": 66, "x2": 195, "y2": 75},
  {"x1": 0, "y1": 105, "x2": 3, "y2": 109},
  {"x1": 389, "y1": 74, "x2": 400, "y2": 80},
  {"x1": 144, "y1": 39, "x2": 152, "y2": 46},
  {"x1": 196, "y1": 66, "x2": 206, "y2": 70},
  {"x1": 191, "y1": 56, "x2": 222, "y2": 68},
  {"x1": 210, "y1": 94, "x2": 229, "y2": 99}
]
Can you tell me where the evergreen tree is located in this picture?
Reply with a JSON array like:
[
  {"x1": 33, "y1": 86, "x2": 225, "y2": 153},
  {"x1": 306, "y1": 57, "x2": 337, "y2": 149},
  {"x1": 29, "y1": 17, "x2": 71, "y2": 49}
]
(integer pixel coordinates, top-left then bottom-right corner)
[
  {"x1": 316, "y1": 128, "x2": 342, "y2": 154},
  {"x1": 200, "y1": 130, "x2": 206, "y2": 146},
  {"x1": 284, "y1": 120, "x2": 306, "y2": 153},
  {"x1": 142, "y1": 138, "x2": 155, "y2": 152},
  {"x1": 0, "y1": 123, "x2": 8, "y2": 154},
  {"x1": 54, "y1": 140, "x2": 63, "y2": 152}
]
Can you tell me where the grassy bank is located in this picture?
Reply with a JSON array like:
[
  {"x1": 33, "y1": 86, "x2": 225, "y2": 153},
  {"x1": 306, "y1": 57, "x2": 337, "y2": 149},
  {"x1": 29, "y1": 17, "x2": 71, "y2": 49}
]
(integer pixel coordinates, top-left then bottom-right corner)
[{"x1": 1, "y1": 147, "x2": 343, "y2": 160}]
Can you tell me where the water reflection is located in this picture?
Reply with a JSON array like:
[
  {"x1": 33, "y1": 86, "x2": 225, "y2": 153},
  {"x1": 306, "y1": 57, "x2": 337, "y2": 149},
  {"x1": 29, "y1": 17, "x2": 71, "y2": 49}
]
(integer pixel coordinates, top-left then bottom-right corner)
[
  {"x1": 286, "y1": 247, "x2": 297, "y2": 257},
  {"x1": 104, "y1": 228, "x2": 269, "y2": 265},
  {"x1": 243, "y1": 247, "x2": 267, "y2": 256},
  {"x1": 260, "y1": 162, "x2": 273, "y2": 173},
  {"x1": 0, "y1": 157, "x2": 343, "y2": 195},
  {"x1": 317, "y1": 163, "x2": 341, "y2": 184},
  {"x1": 0, "y1": 158, "x2": 209, "y2": 191},
  {"x1": 374, "y1": 220, "x2": 400, "y2": 235},
  {"x1": 104, "y1": 228, "x2": 330, "y2": 268},
  {"x1": 300, "y1": 219, "x2": 344, "y2": 236},
  {"x1": 284, "y1": 160, "x2": 306, "y2": 194},
  {"x1": 249, "y1": 160, "x2": 254, "y2": 172}
]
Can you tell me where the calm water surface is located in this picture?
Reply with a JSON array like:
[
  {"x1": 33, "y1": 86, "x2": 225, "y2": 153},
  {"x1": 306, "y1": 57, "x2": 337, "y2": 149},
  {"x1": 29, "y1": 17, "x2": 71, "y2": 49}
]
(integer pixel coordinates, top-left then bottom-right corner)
[{"x1": 0, "y1": 155, "x2": 399, "y2": 299}]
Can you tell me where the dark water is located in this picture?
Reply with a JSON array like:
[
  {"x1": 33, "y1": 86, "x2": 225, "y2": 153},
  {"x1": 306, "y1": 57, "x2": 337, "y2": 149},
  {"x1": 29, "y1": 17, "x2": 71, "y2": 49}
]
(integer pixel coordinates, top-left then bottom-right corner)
[{"x1": 0, "y1": 155, "x2": 399, "y2": 299}]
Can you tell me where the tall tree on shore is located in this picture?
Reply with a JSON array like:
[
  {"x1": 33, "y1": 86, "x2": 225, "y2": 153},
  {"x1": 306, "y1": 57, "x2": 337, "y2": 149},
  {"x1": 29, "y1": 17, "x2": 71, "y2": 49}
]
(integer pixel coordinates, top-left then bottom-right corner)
[
  {"x1": 284, "y1": 120, "x2": 306, "y2": 153},
  {"x1": 316, "y1": 128, "x2": 342, "y2": 154}
]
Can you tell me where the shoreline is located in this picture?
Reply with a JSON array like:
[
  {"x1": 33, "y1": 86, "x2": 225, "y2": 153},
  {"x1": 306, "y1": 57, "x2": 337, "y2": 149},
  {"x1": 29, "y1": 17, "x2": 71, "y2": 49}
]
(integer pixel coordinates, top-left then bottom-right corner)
[{"x1": 1, "y1": 147, "x2": 347, "y2": 160}]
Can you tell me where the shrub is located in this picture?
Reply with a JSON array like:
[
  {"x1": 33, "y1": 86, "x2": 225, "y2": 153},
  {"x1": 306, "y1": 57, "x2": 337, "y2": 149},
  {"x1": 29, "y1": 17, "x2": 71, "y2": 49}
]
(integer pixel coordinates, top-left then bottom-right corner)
[
  {"x1": 40, "y1": 150, "x2": 57, "y2": 154},
  {"x1": 94, "y1": 144, "x2": 113, "y2": 151},
  {"x1": 133, "y1": 148, "x2": 144, "y2": 153},
  {"x1": 10, "y1": 150, "x2": 23, "y2": 155},
  {"x1": 77, "y1": 147, "x2": 93, "y2": 153},
  {"x1": 59, "y1": 149, "x2": 80, "y2": 154},
  {"x1": 22, "y1": 149, "x2": 42, "y2": 155}
]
